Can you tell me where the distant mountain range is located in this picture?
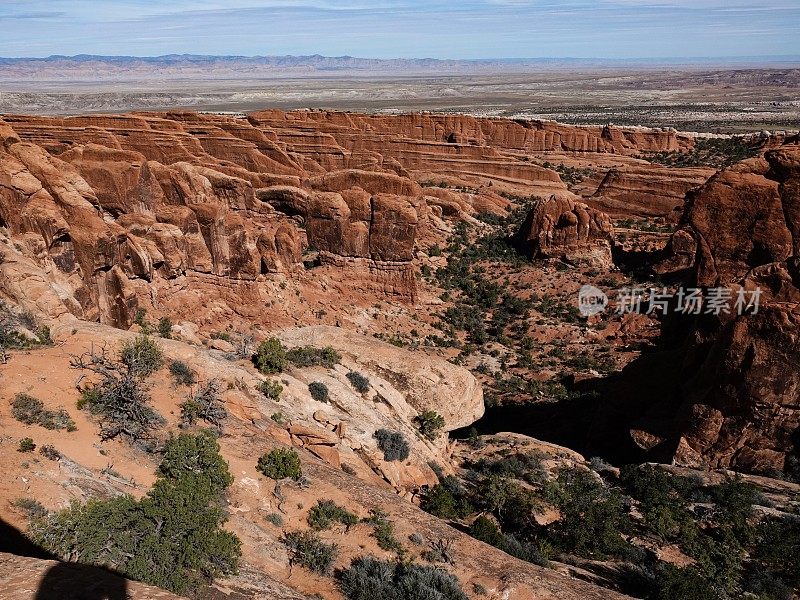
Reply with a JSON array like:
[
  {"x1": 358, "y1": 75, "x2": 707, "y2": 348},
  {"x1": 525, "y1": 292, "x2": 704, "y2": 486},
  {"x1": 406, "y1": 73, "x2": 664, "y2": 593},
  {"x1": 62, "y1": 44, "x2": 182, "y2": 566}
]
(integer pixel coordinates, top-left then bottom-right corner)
[{"x1": 1, "y1": 54, "x2": 799, "y2": 81}]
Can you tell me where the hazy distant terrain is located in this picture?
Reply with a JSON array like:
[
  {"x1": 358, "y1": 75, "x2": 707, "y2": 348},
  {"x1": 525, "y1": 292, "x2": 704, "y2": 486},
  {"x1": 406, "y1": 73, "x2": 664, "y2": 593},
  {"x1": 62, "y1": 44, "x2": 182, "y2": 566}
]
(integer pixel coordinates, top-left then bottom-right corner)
[{"x1": 1, "y1": 55, "x2": 799, "y2": 132}]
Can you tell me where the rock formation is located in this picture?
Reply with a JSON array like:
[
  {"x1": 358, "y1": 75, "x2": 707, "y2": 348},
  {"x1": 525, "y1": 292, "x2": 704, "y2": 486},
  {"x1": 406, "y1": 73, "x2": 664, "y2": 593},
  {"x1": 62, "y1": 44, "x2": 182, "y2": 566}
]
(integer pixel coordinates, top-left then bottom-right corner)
[
  {"x1": 624, "y1": 145, "x2": 800, "y2": 473},
  {"x1": 515, "y1": 195, "x2": 615, "y2": 267}
]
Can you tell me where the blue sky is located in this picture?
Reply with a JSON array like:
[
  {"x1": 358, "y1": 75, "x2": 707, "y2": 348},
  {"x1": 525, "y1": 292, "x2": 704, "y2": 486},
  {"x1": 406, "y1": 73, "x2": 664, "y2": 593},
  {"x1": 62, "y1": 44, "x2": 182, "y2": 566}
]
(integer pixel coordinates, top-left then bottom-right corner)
[{"x1": 0, "y1": 0, "x2": 798, "y2": 59}]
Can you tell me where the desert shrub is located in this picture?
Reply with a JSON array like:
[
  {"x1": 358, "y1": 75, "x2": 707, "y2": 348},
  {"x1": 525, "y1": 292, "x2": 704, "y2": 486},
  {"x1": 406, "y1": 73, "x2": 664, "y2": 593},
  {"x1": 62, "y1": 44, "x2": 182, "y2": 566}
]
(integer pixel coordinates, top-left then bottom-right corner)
[
  {"x1": 286, "y1": 345, "x2": 341, "y2": 369},
  {"x1": 421, "y1": 483, "x2": 473, "y2": 520},
  {"x1": 169, "y1": 360, "x2": 196, "y2": 386},
  {"x1": 428, "y1": 244, "x2": 442, "y2": 257},
  {"x1": 409, "y1": 533, "x2": 425, "y2": 545},
  {"x1": 469, "y1": 516, "x2": 548, "y2": 567},
  {"x1": 414, "y1": 410, "x2": 445, "y2": 440},
  {"x1": 257, "y1": 448, "x2": 302, "y2": 481},
  {"x1": 650, "y1": 564, "x2": 718, "y2": 600},
  {"x1": 72, "y1": 348, "x2": 164, "y2": 444},
  {"x1": 421, "y1": 538, "x2": 455, "y2": 565},
  {"x1": 338, "y1": 556, "x2": 468, "y2": 600},
  {"x1": 751, "y1": 515, "x2": 800, "y2": 590},
  {"x1": 157, "y1": 431, "x2": 234, "y2": 491},
  {"x1": 18, "y1": 437, "x2": 35, "y2": 452},
  {"x1": 620, "y1": 464, "x2": 697, "y2": 542},
  {"x1": 157, "y1": 317, "x2": 173, "y2": 339},
  {"x1": 364, "y1": 509, "x2": 403, "y2": 554},
  {"x1": 13, "y1": 497, "x2": 47, "y2": 520},
  {"x1": 30, "y1": 431, "x2": 240, "y2": 595},
  {"x1": 307, "y1": 500, "x2": 358, "y2": 531},
  {"x1": 120, "y1": 334, "x2": 163, "y2": 376},
  {"x1": 270, "y1": 412, "x2": 287, "y2": 425},
  {"x1": 39, "y1": 445, "x2": 61, "y2": 460},
  {"x1": 180, "y1": 380, "x2": 227, "y2": 430},
  {"x1": 374, "y1": 429, "x2": 410, "y2": 462},
  {"x1": 346, "y1": 371, "x2": 370, "y2": 393},
  {"x1": 259, "y1": 379, "x2": 283, "y2": 400},
  {"x1": 282, "y1": 530, "x2": 338, "y2": 575},
  {"x1": 266, "y1": 512, "x2": 284, "y2": 527},
  {"x1": 11, "y1": 393, "x2": 76, "y2": 431},
  {"x1": 308, "y1": 381, "x2": 330, "y2": 403},
  {"x1": 544, "y1": 467, "x2": 631, "y2": 559},
  {"x1": 253, "y1": 338, "x2": 287, "y2": 374}
]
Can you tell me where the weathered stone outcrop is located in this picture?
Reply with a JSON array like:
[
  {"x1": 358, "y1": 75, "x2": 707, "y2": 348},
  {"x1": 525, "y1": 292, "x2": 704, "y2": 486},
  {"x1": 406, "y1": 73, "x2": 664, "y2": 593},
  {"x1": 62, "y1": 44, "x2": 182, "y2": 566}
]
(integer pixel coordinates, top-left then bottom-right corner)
[
  {"x1": 622, "y1": 145, "x2": 800, "y2": 474},
  {"x1": 589, "y1": 164, "x2": 713, "y2": 218},
  {"x1": 515, "y1": 195, "x2": 615, "y2": 267}
]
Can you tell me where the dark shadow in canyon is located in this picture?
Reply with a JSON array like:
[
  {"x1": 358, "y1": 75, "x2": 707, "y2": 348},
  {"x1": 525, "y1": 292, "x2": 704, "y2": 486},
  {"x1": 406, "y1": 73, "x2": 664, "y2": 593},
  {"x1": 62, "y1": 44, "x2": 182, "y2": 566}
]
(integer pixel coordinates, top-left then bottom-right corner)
[
  {"x1": 0, "y1": 518, "x2": 128, "y2": 600},
  {"x1": 454, "y1": 345, "x2": 687, "y2": 467}
]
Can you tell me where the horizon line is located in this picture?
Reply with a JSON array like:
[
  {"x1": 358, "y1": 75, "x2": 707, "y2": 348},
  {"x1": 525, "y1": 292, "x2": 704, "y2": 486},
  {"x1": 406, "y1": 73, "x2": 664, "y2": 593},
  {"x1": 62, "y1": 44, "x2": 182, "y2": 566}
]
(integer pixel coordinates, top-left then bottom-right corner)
[{"x1": 2, "y1": 53, "x2": 800, "y2": 63}]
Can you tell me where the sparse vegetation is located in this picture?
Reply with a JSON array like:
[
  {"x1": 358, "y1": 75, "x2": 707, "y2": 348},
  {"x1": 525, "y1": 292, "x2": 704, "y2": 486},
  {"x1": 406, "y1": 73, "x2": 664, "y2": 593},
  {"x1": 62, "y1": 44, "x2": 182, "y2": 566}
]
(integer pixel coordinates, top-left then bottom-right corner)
[
  {"x1": 338, "y1": 556, "x2": 468, "y2": 600},
  {"x1": 119, "y1": 334, "x2": 163, "y2": 376},
  {"x1": 639, "y1": 136, "x2": 759, "y2": 168},
  {"x1": 253, "y1": 337, "x2": 287, "y2": 374},
  {"x1": 346, "y1": 371, "x2": 370, "y2": 393},
  {"x1": 282, "y1": 530, "x2": 338, "y2": 575},
  {"x1": 414, "y1": 410, "x2": 445, "y2": 440},
  {"x1": 71, "y1": 344, "x2": 164, "y2": 444},
  {"x1": 18, "y1": 437, "x2": 35, "y2": 453},
  {"x1": 307, "y1": 500, "x2": 358, "y2": 531},
  {"x1": 364, "y1": 509, "x2": 403, "y2": 554},
  {"x1": 11, "y1": 393, "x2": 76, "y2": 431},
  {"x1": 13, "y1": 497, "x2": 47, "y2": 520},
  {"x1": 180, "y1": 379, "x2": 227, "y2": 430},
  {"x1": 308, "y1": 381, "x2": 330, "y2": 403},
  {"x1": 286, "y1": 345, "x2": 341, "y2": 369},
  {"x1": 169, "y1": 360, "x2": 196, "y2": 386},
  {"x1": 259, "y1": 379, "x2": 283, "y2": 400},
  {"x1": 30, "y1": 431, "x2": 240, "y2": 594},
  {"x1": 257, "y1": 448, "x2": 302, "y2": 481},
  {"x1": 157, "y1": 316, "x2": 173, "y2": 339},
  {"x1": 374, "y1": 429, "x2": 410, "y2": 462}
]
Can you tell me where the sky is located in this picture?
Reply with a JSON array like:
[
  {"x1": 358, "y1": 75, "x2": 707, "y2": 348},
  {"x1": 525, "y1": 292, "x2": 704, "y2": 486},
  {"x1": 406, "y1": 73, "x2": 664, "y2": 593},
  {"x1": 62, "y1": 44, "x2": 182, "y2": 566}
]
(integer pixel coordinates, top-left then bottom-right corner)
[{"x1": 0, "y1": 0, "x2": 798, "y2": 60}]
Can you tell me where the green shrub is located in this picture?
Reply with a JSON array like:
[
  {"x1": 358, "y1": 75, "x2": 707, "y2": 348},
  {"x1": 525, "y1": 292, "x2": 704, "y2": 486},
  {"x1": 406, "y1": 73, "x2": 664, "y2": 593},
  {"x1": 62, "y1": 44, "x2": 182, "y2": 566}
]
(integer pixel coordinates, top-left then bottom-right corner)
[
  {"x1": 346, "y1": 371, "x2": 370, "y2": 393},
  {"x1": 259, "y1": 379, "x2": 283, "y2": 400},
  {"x1": 364, "y1": 509, "x2": 403, "y2": 554},
  {"x1": 307, "y1": 500, "x2": 358, "y2": 531},
  {"x1": 257, "y1": 448, "x2": 302, "y2": 481},
  {"x1": 544, "y1": 467, "x2": 630, "y2": 559},
  {"x1": 30, "y1": 431, "x2": 241, "y2": 595},
  {"x1": 414, "y1": 410, "x2": 445, "y2": 441},
  {"x1": 11, "y1": 393, "x2": 76, "y2": 431},
  {"x1": 169, "y1": 360, "x2": 196, "y2": 386},
  {"x1": 253, "y1": 338, "x2": 287, "y2": 374},
  {"x1": 157, "y1": 317, "x2": 173, "y2": 339},
  {"x1": 266, "y1": 512, "x2": 284, "y2": 527},
  {"x1": 286, "y1": 345, "x2": 341, "y2": 369},
  {"x1": 282, "y1": 530, "x2": 338, "y2": 575},
  {"x1": 13, "y1": 497, "x2": 46, "y2": 520},
  {"x1": 469, "y1": 516, "x2": 548, "y2": 567},
  {"x1": 18, "y1": 437, "x2": 35, "y2": 453},
  {"x1": 308, "y1": 381, "x2": 330, "y2": 403},
  {"x1": 180, "y1": 380, "x2": 227, "y2": 430},
  {"x1": 374, "y1": 429, "x2": 410, "y2": 462},
  {"x1": 120, "y1": 334, "x2": 163, "y2": 376},
  {"x1": 338, "y1": 556, "x2": 468, "y2": 600},
  {"x1": 421, "y1": 483, "x2": 472, "y2": 520}
]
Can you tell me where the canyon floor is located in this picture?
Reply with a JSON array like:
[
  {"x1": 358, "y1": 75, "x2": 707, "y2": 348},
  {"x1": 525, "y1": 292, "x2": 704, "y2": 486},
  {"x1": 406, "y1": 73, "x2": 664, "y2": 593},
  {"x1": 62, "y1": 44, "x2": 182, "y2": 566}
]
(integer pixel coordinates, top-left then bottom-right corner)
[{"x1": 0, "y1": 108, "x2": 798, "y2": 599}]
